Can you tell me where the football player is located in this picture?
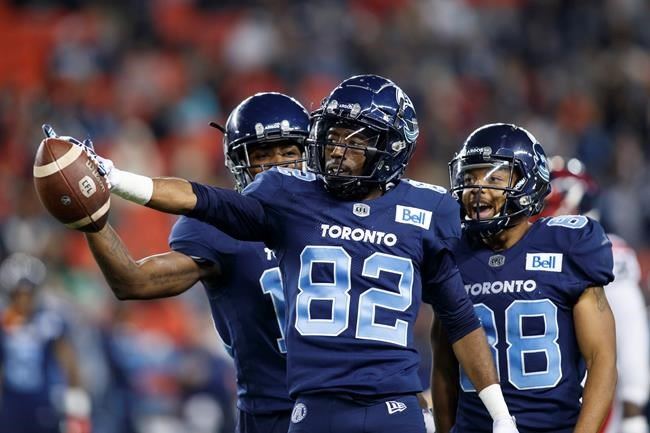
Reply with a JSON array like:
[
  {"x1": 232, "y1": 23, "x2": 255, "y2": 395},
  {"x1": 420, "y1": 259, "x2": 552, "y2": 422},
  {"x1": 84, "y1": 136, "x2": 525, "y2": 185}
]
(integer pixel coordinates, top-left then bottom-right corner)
[
  {"x1": 432, "y1": 124, "x2": 617, "y2": 433},
  {"x1": 45, "y1": 92, "x2": 310, "y2": 433},
  {"x1": 0, "y1": 253, "x2": 91, "y2": 433},
  {"x1": 540, "y1": 157, "x2": 649, "y2": 433},
  {"x1": 82, "y1": 74, "x2": 519, "y2": 433}
]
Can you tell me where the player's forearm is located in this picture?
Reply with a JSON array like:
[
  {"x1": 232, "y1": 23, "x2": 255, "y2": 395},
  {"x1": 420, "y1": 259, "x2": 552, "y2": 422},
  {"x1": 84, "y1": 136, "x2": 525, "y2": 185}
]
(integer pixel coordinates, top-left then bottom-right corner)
[
  {"x1": 431, "y1": 318, "x2": 458, "y2": 433},
  {"x1": 86, "y1": 224, "x2": 201, "y2": 299},
  {"x1": 452, "y1": 327, "x2": 499, "y2": 391},
  {"x1": 574, "y1": 286, "x2": 617, "y2": 433},
  {"x1": 54, "y1": 338, "x2": 83, "y2": 388},
  {"x1": 574, "y1": 352, "x2": 617, "y2": 433},
  {"x1": 146, "y1": 177, "x2": 197, "y2": 214}
]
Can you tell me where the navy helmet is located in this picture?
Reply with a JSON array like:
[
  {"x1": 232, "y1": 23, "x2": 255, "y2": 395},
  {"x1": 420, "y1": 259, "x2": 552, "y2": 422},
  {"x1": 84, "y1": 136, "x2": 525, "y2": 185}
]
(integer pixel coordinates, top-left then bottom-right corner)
[
  {"x1": 307, "y1": 74, "x2": 419, "y2": 199},
  {"x1": 224, "y1": 92, "x2": 310, "y2": 191},
  {"x1": 449, "y1": 123, "x2": 551, "y2": 236}
]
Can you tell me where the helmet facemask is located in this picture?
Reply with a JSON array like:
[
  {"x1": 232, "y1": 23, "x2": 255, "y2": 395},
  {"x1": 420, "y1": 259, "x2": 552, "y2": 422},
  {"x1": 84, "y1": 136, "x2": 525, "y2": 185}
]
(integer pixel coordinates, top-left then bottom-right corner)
[
  {"x1": 226, "y1": 136, "x2": 307, "y2": 192},
  {"x1": 450, "y1": 156, "x2": 544, "y2": 237},
  {"x1": 308, "y1": 116, "x2": 407, "y2": 200}
]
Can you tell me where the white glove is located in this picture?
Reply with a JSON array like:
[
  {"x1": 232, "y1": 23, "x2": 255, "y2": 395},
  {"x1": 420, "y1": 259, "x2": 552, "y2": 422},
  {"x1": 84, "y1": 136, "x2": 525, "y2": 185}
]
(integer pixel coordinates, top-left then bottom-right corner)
[
  {"x1": 42, "y1": 124, "x2": 116, "y2": 186},
  {"x1": 622, "y1": 416, "x2": 650, "y2": 433},
  {"x1": 422, "y1": 408, "x2": 435, "y2": 433},
  {"x1": 42, "y1": 124, "x2": 152, "y2": 204},
  {"x1": 493, "y1": 416, "x2": 518, "y2": 433}
]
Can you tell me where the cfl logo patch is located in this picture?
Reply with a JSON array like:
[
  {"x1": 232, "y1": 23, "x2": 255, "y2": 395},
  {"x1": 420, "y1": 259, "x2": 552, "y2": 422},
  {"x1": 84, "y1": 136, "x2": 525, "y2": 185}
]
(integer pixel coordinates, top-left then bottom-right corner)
[
  {"x1": 385, "y1": 400, "x2": 407, "y2": 414},
  {"x1": 395, "y1": 205, "x2": 432, "y2": 230}
]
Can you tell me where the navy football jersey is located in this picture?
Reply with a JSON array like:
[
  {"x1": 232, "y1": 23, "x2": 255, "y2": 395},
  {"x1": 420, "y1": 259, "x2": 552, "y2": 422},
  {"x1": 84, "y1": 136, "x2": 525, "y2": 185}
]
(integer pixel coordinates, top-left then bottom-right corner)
[
  {"x1": 169, "y1": 216, "x2": 293, "y2": 414},
  {"x1": 188, "y1": 168, "x2": 480, "y2": 398},
  {"x1": 0, "y1": 307, "x2": 68, "y2": 433},
  {"x1": 0, "y1": 308, "x2": 66, "y2": 397},
  {"x1": 452, "y1": 215, "x2": 614, "y2": 433}
]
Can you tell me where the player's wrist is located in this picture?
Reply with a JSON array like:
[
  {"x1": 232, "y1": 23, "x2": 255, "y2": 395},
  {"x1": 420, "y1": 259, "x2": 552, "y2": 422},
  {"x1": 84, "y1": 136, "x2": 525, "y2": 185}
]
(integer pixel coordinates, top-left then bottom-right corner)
[
  {"x1": 622, "y1": 416, "x2": 649, "y2": 433},
  {"x1": 109, "y1": 167, "x2": 153, "y2": 205},
  {"x1": 478, "y1": 383, "x2": 512, "y2": 421},
  {"x1": 422, "y1": 407, "x2": 435, "y2": 433}
]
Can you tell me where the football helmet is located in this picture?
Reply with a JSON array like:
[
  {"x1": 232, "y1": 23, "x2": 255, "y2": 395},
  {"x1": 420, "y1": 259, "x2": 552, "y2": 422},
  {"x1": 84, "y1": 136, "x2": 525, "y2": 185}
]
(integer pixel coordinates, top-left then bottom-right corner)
[
  {"x1": 224, "y1": 92, "x2": 310, "y2": 191},
  {"x1": 449, "y1": 123, "x2": 551, "y2": 236},
  {"x1": 539, "y1": 156, "x2": 600, "y2": 218},
  {"x1": 0, "y1": 253, "x2": 46, "y2": 294},
  {"x1": 307, "y1": 74, "x2": 419, "y2": 199}
]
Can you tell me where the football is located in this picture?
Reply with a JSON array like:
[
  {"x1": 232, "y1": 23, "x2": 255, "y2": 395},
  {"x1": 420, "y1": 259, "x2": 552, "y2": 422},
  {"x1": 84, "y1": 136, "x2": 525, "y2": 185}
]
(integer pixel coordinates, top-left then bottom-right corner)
[{"x1": 33, "y1": 137, "x2": 110, "y2": 232}]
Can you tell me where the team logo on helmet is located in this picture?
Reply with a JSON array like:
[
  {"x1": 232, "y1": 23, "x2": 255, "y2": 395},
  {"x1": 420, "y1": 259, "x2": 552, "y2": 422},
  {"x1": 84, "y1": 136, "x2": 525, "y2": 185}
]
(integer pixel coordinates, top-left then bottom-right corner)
[{"x1": 533, "y1": 142, "x2": 550, "y2": 182}]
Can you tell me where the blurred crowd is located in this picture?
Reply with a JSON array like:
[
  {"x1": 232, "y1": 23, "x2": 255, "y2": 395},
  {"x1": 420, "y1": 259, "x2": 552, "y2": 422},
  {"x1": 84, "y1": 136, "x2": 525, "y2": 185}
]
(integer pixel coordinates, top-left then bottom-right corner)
[{"x1": 0, "y1": 0, "x2": 649, "y2": 432}]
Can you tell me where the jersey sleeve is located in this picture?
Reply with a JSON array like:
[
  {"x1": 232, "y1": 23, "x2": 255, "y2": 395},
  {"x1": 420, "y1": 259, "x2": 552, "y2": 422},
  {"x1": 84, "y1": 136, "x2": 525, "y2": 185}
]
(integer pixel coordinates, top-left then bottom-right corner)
[
  {"x1": 565, "y1": 218, "x2": 614, "y2": 292},
  {"x1": 422, "y1": 193, "x2": 480, "y2": 343},
  {"x1": 188, "y1": 171, "x2": 283, "y2": 246},
  {"x1": 169, "y1": 216, "x2": 240, "y2": 266},
  {"x1": 422, "y1": 193, "x2": 462, "y2": 286}
]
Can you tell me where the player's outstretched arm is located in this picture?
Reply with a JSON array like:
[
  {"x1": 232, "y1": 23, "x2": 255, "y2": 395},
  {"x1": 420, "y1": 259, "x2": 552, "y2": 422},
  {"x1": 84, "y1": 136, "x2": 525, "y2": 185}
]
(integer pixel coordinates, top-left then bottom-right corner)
[
  {"x1": 431, "y1": 316, "x2": 459, "y2": 433},
  {"x1": 573, "y1": 285, "x2": 617, "y2": 433},
  {"x1": 86, "y1": 223, "x2": 217, "y2": 299}
]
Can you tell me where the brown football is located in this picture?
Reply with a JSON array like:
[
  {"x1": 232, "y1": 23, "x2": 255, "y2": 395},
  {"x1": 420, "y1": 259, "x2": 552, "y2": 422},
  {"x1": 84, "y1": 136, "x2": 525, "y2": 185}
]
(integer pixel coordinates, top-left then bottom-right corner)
[{"x1": 33, "y1": 137, "x2": 110, "y2": 232}]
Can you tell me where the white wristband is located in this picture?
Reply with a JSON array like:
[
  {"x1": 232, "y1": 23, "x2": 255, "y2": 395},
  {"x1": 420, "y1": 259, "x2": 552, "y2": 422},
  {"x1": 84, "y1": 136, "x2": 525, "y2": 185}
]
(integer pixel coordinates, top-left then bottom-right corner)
[
  {"x1": 110, "y1": 168, "x2": 154, "y2": 205},
  {"x1": 478, "y1": 383, "x2": 511, "y2": 421},
  {"x1": 64, "y1": 387, "x2": 91, "y2": 417}
]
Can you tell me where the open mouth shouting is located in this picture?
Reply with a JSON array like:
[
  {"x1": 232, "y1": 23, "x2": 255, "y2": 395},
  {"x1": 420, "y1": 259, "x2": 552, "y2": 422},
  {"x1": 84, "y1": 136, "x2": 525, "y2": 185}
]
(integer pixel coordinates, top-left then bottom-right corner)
[{"x1": 469, "y1": 201, "x2": 496, "y2": 220}]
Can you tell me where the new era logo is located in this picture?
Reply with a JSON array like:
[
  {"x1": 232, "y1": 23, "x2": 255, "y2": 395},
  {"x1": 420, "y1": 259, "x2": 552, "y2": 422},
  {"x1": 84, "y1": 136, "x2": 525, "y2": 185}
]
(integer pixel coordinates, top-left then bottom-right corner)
[
  {"x1": 386, "y1": 401, "x2": 407, "y2": 414},
  {"x1": 395, "y1": 205, "x2": 432, "y2": 230},
  {"x1": 526, "y1": 253, "x2": 563, "y2": 272}
]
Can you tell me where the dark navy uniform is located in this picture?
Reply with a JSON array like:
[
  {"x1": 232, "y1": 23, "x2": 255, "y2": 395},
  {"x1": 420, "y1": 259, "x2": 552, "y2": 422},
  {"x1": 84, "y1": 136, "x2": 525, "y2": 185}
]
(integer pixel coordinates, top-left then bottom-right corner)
[
  {"x1": 170, "y1": 216, "x2": 293, "y2": 433},
  {"x1": 188, "y1": 167, "x2": 481, "y2": 433},
  {"x1": 452, "y1": 216, "x2": 614, "y2": 433}
]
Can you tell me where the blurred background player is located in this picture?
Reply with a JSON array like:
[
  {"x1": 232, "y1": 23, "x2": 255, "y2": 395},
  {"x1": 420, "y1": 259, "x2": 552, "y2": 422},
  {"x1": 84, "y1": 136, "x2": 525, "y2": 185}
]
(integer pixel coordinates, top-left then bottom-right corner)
[
  {"x1": 540, "y1": 156, "x2": 650, "y2": 433},
  {"x1": 84, "y1": 74, "x2": 519, "y2": 433},
  {"x1": 0, "y1": 253, "x2": 91, "y2": 433},
  {"x1": 49, "y1": 92, "x2": 310, "y2": 433},
  {"x1": 433, "y1": 123, "x2": 617, "y2": 433}
]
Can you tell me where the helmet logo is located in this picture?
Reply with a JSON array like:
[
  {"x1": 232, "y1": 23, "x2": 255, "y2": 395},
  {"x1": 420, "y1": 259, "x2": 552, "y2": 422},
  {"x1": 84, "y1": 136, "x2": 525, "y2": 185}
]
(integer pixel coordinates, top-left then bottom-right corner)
[
  {"x1": 280, "y1": 119, "x2": 290, "y2": 134},
  {"x1": 392, "y1": 141, "x2": 406, "y2": 153},
  {"x1": 533, "y1": 142, "x2": 550, "y2": 181},
  {"x1": 254, "y1": 123, "x2": 265, "y2": 138}
]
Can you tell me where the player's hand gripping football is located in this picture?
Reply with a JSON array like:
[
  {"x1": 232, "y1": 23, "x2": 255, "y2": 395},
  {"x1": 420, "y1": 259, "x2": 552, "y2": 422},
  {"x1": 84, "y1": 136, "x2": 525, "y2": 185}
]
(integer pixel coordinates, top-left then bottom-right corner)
[
  {"x1": 42, "y1": 124, "x2": 116, "y2": 187},
  {"x1": 41, "y1": 124, "x2": 154, "y2": 205},
  {"x1": 493, "y1": 416, "x2": 518, "y2": 433}
]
